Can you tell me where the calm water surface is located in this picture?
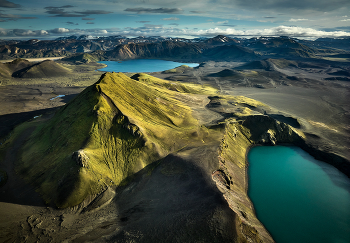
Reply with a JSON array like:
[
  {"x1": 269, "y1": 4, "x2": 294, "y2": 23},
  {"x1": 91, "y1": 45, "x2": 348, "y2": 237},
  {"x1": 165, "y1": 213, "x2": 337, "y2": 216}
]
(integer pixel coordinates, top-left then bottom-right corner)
[
  {"x1": 98, "y1": 59, "x2": 198, "y2": 72},
  {"x1": 248, "y1": 146, "x2": 350, "y2": 243}
]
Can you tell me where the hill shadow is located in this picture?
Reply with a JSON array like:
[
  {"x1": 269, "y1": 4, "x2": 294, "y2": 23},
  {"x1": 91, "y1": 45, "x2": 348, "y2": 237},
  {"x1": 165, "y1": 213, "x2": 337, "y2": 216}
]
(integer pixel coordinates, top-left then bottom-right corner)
[
  {"x1": 0, "y1": 107, "x2": 58, "y2": 141},
  {"x1": 78, "y1": 153, "x2": 238, "y2": 242}
]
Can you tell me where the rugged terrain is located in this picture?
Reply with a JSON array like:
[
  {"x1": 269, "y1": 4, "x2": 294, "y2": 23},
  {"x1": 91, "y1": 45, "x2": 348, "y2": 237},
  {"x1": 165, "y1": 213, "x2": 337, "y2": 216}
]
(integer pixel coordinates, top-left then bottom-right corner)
[
  {"x1": 2, "y1": 35, "x2": 349, "y2": 62},
  {"x1": 0, "y1": 35, "x2": 349, "y2": 242}
]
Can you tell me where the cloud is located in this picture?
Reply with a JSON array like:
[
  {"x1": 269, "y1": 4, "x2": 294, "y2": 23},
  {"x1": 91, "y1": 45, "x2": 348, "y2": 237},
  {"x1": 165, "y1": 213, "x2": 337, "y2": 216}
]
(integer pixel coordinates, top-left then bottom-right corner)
[
  {"x1": 321, "y1": 26, "x2": 350, "y2": 31},
  {"x1": 124, "y1": 7, "x2": 183, "y2": 14},
  {"x1": 219, "y1": 24, "x2": 237, "y2": 27},
  {"x1": 136, "y1": 21, "x2": 151, "y2": 23},
  {"x1": 82, "y1": 18, "x2": 95, "y2": 20},
  {"x1": 217, "y1": 20, "x2": 229, "y2": 25},
  {"x1": 0, "y1": 13, "x2": 37, "y2": 20},
  {"x1": 340, "y1": 19, "x2": 350, "y2": 22},
  {"x1": 75, "y1": 10, "x2": 112, "y2": 15},
  {"x1": 0, "y1": 27, "x2": 113, "y2": 38},
  {"x1": 98, "y1": 29, "x2": 108, "y2": 34},
  {"x1": 0, "y1": 29, "x2": 49, "y2": 36},
  {"x1": 190, "y1": 11, "x2": 206, "y2": 14},
  {"x1": 215, "y1": 20, "x2": 236, "y2": 27},
  {"x1": 45, "y1": 6, "x2": 112, "y2": 17},
  {"x1": 233, "y1": 0, "x2": 350, "y2": 12},
  {"x1": 162, "y1": 17, "x2": 179, "y2": 21},
  {"x1": 264, "y1": 17, "x2": 276, "y2": 19},
  {"x1": 289, "y1": 18, "x2": 309, "y2": 22},
  {"x1": 126, "y1": 25, "x2": 350, "y2": 38},
  {"x1": 0, "y1": 24, "x2": 349, "y2": 39},
  {"x1": 86, "y1": 22, "x2": 94, "y2": 24},
  {"x1": 49, "y1": 27, "x2": 70, "y2": 34},
  {"x1": 45, "y1": 6, "x2": 83, "y2": 17},
  {"x1": 14, "y1": 29, "x2": 48, "y2": 36},
  {"x1": 0, "y1": 0, "x2": 20, "y2": 8},
  {"x1": 168, "y1": 23, "x2": 179, "y2": 26},
  {"x1": 143, "y1": 24, "x2": 163, "y2": 28}
]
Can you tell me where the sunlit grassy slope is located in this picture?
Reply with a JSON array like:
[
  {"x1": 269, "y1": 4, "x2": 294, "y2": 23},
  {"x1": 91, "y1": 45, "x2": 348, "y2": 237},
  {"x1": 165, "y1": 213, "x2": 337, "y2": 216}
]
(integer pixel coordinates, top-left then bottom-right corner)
[{"x1": 15, "y1": 72, "x2": 215, "y2": 208}]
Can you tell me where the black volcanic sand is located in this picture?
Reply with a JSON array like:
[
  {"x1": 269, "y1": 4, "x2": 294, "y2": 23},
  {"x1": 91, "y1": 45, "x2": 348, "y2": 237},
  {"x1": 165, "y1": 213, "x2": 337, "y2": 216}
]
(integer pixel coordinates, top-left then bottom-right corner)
[{"x1": 0, "y1": 59, "x2": 349, "y2": 242}]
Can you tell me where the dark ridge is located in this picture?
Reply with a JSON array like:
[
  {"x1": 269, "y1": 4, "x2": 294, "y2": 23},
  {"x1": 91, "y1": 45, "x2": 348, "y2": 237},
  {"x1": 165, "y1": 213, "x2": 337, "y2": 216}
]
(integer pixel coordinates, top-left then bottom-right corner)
[
  {"x1": 0, "y1": 107, "x2": 58, "y2": 141},
  {"x1": 268, "y1": 114, "x2": 301, "y2": 128},
  {"x1": 208, "y1": 69, "x2": 242, "y2": 77},
  {"x1": 204, "y1": 44, "x2": 258, "y2": 61},
  {"x1": 234, "y1": 60, "x2": 271, "y2": 70}
]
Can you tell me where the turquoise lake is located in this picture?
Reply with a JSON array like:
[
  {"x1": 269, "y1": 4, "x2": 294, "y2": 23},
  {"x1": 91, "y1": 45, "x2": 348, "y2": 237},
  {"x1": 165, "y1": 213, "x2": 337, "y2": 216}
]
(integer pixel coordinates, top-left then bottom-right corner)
[
  {"x1": 98, "y1": 59, "x2": 199, "y2": 72},
  {"x1": 248, "y1": 146, "x2": 350, "y2": 243}
]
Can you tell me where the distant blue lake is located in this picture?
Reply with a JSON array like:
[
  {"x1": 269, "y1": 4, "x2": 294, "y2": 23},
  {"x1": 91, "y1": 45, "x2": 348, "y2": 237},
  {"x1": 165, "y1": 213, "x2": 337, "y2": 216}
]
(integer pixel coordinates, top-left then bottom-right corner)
[
  {"x1": 98, "y1": 59, "x2": 199, "y2": 72},
  {"x1": 248, "y1": 146, "x2": 350, "y2": 243}
]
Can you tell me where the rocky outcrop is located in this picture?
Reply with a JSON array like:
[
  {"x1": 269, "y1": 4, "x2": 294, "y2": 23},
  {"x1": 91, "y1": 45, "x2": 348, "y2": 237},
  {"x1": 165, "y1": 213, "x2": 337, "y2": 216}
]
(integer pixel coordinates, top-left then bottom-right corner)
[
  {"x1": 107, "y1": 41, "x2": 205, "y2": 60},
  {"x1": 72, "y1": 150, "x2": 89, "y2": 168}
]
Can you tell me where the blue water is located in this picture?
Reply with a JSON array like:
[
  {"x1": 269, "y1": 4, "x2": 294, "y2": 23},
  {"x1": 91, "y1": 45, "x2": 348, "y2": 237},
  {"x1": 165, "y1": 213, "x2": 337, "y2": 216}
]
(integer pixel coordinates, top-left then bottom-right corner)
[
  {"x1": 50, "y1": 95, "x2": 65, "y2": 100},
  {"x1": 248, "y1": 146, "x2": 350, "y2": 243},
  {"x1": 97, "y1": 59, "x2": 198, "y2": 72}
]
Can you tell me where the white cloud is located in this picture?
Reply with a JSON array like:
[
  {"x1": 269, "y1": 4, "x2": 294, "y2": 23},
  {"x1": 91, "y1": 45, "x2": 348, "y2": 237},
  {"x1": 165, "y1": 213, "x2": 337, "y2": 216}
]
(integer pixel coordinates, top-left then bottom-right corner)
[
  {"x1": 289, "y1": 18, "x2": 309, "y2": 22},
  {"x1": 340, "y1": 19, "x2": 350, "y2": 22},
  {"x1": 216, "y1": 20, "x2": 229, "y2": 25},
  {"x1": 0, "y1": 28, "x2": 8, "y2": 35},
  {"x1": 7, "y1": 29, "x2": 49, "y2": 36},
  {"x1": 0, "y1": 25, "x2": 349, "y2": 39},
  {"x1": 162, "y1": 17, "x2": 179, "y2": 21},
  {"x1": 105, "y1": 25, "x2": 350, "y2": 38},
  {"x1": 49, "y1": 28, "x2": 70, "y2": 33}
]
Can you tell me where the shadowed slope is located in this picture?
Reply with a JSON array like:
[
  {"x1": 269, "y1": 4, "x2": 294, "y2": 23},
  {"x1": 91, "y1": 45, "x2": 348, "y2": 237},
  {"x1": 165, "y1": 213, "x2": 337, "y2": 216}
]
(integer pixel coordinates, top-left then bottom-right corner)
[
  {"x1": 13, "y1": 60, "x2": 71, "y2": 78},
  {"x1": 0, "y1": 58, "x2": 31, "y2": 77},
  {"x1": 0, "y1": 62, "x2": 12, "y2": 78}
]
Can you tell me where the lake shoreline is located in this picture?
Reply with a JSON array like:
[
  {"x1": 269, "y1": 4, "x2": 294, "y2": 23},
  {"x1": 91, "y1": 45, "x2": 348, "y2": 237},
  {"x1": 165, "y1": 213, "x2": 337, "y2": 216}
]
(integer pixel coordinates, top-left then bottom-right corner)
[{"x1": 97, "y1": 59, "x2": 199, "y2": 73}]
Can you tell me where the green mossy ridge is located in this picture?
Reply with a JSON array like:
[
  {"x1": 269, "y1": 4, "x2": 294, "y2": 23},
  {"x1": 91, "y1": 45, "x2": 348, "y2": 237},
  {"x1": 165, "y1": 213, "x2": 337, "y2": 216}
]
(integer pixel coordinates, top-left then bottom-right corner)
[
  {"x1": 219, "y1": 122, "x2": 252, "y2": 169},
  {"x1": 16, "y1": 72, "x2": 209, "y2": 208},
  {"x1": 131, "y1": 73, "x2": 217, "y2": 94},
  {"x1": 162, "y1": 65, "x2": 192, "y2": 74}
]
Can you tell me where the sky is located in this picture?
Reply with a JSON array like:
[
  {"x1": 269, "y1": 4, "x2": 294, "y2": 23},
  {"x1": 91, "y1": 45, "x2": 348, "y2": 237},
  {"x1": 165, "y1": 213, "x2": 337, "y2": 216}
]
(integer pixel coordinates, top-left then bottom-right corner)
[{"x1": 0, "y1": 0, "x2": 350, "y2": 39}]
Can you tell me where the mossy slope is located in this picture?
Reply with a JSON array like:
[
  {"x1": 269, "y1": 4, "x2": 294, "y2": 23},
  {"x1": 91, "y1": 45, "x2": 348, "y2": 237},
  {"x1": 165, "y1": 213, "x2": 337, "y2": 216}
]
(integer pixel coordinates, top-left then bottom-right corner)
[
  {"x1": 16, "y1": 72, "x2": 202, "y2": 208},
  {"x1": 132, "y1": 73, "x2": 217, "y2": 94},
  {"x1": 13, "y1": 60, "x2": 71, "y2": 78},
  {"x1": 0, "y1": 58, "x2": 31, "y2": 77}
]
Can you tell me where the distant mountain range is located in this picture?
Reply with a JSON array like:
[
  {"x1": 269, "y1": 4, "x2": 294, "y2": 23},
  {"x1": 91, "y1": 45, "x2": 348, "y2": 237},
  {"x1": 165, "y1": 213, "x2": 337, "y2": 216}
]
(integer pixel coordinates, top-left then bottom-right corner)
[{"x1": 1, "y1": 35, "x2": 349, "y2": 61}]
